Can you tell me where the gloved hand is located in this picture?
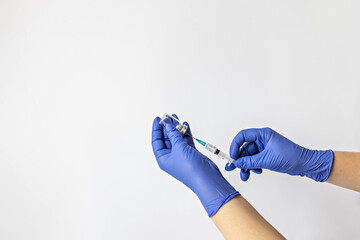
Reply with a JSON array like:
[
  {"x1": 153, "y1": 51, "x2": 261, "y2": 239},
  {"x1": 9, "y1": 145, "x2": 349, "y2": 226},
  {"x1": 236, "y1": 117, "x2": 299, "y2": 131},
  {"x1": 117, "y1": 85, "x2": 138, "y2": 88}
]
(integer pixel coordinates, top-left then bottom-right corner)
[
  {"x1": 152, "y1": 114, "x2": 239, "y2": 217},
  {"x1": 228, "y1": 128, "x2": 334, "y2": 182},
  {"x1": 225, "y1": 142, "x2": 263, "y2": 181}
]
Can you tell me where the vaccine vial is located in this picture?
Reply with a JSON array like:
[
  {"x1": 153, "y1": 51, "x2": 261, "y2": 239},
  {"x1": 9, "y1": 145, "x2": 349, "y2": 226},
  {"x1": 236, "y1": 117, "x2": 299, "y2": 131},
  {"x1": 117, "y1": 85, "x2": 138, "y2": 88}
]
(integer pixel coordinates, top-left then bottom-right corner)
[{"x1": 159, "y1": 113, "x2": 188, "y2": 136}]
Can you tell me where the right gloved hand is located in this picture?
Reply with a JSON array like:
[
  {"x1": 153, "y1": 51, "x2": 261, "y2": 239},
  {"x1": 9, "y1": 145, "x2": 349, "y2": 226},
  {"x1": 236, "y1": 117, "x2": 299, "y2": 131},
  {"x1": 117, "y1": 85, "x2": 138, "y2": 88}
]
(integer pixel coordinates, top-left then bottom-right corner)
[{"x1": 228, "y1": 128, "x2": 334, "y2": 182}]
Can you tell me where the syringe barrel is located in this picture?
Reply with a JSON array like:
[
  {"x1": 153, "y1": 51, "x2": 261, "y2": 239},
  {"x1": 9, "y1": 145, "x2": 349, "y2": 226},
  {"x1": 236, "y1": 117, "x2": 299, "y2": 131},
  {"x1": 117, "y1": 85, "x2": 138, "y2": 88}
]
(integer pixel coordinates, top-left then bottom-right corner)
[
  {"x1": 205, "y1": 143, "x2": 235, "y2": 164},
  {"x1": 204, "y1": 143, "x2": 217, "y2": 154},
  {"x1": 217, "y1": 151, "x2": 235, "y2": 164}
]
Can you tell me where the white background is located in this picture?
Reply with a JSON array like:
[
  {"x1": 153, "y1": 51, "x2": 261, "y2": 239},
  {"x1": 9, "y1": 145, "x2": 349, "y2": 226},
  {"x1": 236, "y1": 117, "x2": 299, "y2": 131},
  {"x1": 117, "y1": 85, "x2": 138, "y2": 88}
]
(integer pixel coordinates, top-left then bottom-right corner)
[{"x1": 1, "y1": 0, "x2": 360, "y2": 239}]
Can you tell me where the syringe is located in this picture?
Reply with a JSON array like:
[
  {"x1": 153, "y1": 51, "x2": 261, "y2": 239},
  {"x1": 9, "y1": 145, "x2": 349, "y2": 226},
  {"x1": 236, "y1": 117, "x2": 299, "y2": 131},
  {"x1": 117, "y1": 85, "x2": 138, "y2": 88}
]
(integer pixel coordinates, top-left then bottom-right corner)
[
  {"x1": 193, "y1": 137, "x2": 235, "y2": 165},
  {"x1": 158, "y1": 112, "x2": 236, "y2": 165}
]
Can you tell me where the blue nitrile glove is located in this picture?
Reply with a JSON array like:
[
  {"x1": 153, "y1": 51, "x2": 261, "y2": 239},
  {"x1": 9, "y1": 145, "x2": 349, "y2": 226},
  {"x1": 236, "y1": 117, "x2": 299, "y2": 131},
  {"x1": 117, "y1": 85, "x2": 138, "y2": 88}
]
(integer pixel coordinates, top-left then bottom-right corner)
[
  {"x1": 225, "y1": 142, "x2": 263, "y2": 181},
  {"x1": 151, "y1": 115, "x2": 239, "y2": 217},
  {"x1": 228, "y1": 128, "x2": 334, "y2": 182}
]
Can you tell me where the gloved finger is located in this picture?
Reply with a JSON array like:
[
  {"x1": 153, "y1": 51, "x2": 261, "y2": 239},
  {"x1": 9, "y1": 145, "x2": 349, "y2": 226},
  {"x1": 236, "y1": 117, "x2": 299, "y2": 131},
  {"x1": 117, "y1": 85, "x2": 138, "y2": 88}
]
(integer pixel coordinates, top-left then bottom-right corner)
[
  {"x1": 171, "y1": 114, "x2": 182, "y2": 127},
  {"x1": 152, "y1": 117, "x2": 166, "y2": 151},
  {"x1": 239, "y1": 142, "x2": 262, "y2": 173},
  {"x1": 234, "y1": 152, "x2": 263, "y2": 170},
  {"x1": 240, "y1": 169, "x2": 250, "y2": 181},
  {"x1": 162, "y1": 114, "x2": 178, "y2": 149},
  {"x1": 237, "y1": 142, "x2": 249, "y2": 157},
  {"x1": 162, "y1": 114, "x2": 177, "y2": 125},
  {"x1": 172, "y1": 113, "x2": 179, "y2": 120},
  {"x1": 165, "y1": 123, "x2": 187, "y2": 149},
  {"x1": 225, "y1": 162, "x2": 236, "y2": 171},
  {"x1": 240, "y1": 142, "x2": 259, "y2": 157},
  {"x1": 163, "y1": 127, "x2": 171, "y2": 149},
  {"x1": 252, "y1": 168, "x2": 263, "y2": 174},
  {"x1": 236, "y1": 142, "x2": 264, "y2": 180},
  {"x1": 152, "y1": 117, "x2": 170, "y2": 158},
  {"x1": 225, "y1": 142, "x2": 257, "y2": 171},
  {"x1": 183, "y1": 121, "x2": 195, "y2": 148},
  {"x1": 170, "y1": 114, "x2": 195, "y2": 147},
  {"x1": 240, "y1": 168, "x2": 262, "y2": 181},
  {"x1": 230, "y1": 128, "x2": 263, "y2": 159}
]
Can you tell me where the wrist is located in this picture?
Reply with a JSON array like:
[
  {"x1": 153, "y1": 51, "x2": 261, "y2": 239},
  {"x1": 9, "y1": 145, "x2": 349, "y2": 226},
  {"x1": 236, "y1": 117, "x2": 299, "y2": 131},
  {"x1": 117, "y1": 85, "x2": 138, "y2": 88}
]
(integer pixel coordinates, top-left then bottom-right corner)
[{"x1": 194, "y1": 173, "x2": 240, "y2": 217}]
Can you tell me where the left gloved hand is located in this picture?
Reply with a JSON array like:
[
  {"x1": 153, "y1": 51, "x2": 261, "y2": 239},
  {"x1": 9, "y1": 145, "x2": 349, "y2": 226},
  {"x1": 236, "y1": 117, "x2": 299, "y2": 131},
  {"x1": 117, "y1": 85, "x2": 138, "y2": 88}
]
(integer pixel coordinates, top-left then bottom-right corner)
[{"x1": 151, "y1": 114, "x2": 239, "y2": 217}]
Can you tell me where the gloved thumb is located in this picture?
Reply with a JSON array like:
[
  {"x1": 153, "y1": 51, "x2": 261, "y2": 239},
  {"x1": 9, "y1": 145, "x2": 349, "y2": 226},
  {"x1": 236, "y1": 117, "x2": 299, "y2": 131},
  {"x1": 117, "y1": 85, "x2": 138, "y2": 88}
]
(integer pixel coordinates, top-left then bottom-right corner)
[
  {"x1": 165, "y1": 123, "x2": 186, "y2": 149},
  {"x1": 234, "y1": 153, "x2": 262, "y2": 170}
]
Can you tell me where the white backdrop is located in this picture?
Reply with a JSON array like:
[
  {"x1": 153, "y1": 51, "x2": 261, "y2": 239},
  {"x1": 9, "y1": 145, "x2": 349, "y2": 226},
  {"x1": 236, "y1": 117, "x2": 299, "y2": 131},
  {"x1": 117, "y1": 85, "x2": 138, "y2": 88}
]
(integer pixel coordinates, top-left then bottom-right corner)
[{"x1": 1, "y1": 0, "x2": 359, "y2": 239}]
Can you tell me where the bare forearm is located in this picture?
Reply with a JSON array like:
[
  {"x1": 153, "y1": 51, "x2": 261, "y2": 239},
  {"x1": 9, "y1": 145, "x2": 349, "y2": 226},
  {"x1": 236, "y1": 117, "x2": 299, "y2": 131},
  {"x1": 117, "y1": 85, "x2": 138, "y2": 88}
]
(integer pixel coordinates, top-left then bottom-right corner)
[
  {"x1": 326, "y1": 151, "x2": 360, "y2": 192},
  {"x1": 211, "y1": 195, "x2": 285, "y2": 240}
]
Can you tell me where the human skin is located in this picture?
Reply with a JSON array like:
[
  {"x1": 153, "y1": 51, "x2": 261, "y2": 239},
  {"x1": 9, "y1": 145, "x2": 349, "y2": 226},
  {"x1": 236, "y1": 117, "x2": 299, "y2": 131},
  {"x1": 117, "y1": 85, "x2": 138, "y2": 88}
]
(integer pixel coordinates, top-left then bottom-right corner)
[
  {"x1": 326, "y1": 151, "x2": 360, "y2": 192},
  {"x1": 211, "y1": 151, "x2": 359, "y2": 239},
  {"x1": 211, "y1": 195, "x2": 285, "y2": 240}
]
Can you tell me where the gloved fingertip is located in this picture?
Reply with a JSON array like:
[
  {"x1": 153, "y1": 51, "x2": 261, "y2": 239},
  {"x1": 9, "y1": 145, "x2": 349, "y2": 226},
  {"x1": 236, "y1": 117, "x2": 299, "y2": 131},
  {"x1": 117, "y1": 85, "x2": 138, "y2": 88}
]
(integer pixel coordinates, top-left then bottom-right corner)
[
  {"x1": 172, "y1": 113, "x2": 179, "y2": 119},
  {"x1": 229, "y1": 142, "x2": 241, "y2": 160},
  {"x1": 225, "y1": 162, "x2": 236, "y2": 171},
  {"x1": 153, "y1": 116, "x2": 161, "y2": 124},
  {"x1": 240, "y1": 169, "x2": 250, "y2": 181},
  {"x1": 183, "y1": 122, "x2": 191, "y2": 133},
  {"x1": 252, "y1": 168, "x2": 263, "y2": 174}
]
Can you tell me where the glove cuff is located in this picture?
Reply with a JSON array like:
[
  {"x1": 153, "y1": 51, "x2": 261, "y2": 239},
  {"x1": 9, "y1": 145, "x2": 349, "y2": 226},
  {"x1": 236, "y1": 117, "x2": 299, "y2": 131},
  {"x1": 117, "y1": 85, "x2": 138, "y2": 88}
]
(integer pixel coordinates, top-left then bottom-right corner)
[
  {"x1": 305, "y1": 149, "x2": 334, "y2": 182},
  {"x1": 205, "y1": 191, "x2": 240, "y2": 217},
  {"x1": 195, "y1": 177, "x2": 240, "y2": 217}
]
